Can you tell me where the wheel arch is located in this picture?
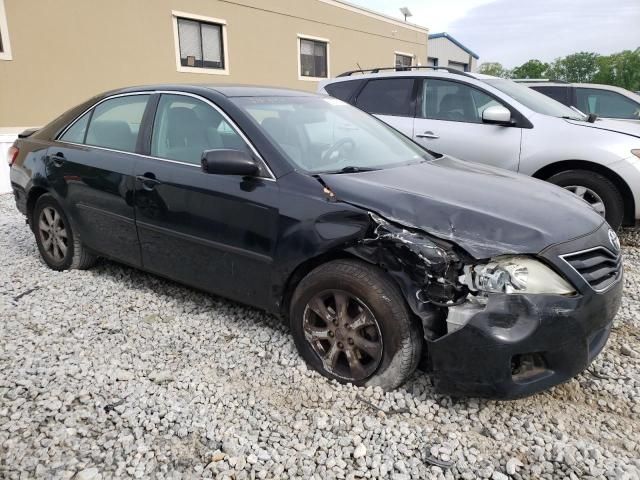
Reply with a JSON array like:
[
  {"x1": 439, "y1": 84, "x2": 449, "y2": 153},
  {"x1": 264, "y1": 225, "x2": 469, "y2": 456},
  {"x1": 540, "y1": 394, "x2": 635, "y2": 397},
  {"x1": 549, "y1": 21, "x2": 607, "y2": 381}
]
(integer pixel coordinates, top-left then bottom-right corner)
[
  {"x1": 26, "y1": 186, "x2": 49, "y2": 228},
  {"x1": 532, "y1": 160, "x2": 635, "y2": 226}
]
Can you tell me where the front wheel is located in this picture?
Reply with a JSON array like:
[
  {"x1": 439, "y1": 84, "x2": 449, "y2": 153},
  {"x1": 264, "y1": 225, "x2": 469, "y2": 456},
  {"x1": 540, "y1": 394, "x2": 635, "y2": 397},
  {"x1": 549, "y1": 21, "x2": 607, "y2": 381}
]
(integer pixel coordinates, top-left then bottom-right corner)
[
  {"x1": 290, "y1": 259, "x2": 422, "y2": 390},
  {"x1": 547, "y1": 170, "x2": 624, "y2": 229}
]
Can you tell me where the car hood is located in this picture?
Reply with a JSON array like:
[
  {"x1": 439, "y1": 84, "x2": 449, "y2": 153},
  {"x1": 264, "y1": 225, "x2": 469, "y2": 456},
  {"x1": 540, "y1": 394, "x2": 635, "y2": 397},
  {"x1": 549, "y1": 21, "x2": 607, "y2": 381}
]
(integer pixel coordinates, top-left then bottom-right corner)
[
  {"x1": 319, "y1": 157, "x2": 605, "y2": 259},
  {"x1": 565, "y1": 118, "x2": 640, "y2": 139}
]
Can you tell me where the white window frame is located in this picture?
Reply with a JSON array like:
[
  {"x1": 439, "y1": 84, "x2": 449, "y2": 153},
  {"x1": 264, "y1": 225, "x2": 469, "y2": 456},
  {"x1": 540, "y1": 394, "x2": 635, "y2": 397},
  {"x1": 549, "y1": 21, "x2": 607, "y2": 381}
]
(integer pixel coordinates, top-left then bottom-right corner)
[
  {"x1": 394, "y1": 51, "x2": 415, "y2": 68},
  {"x1": 0, "y1": 0, "x2": 12, "y2": 61},
  {"x1": 298, "y1": 34, "x2": 330, "y2": 81},
  {"x1": 171, "y1": 10, "x2": 229, "y2": 75}
]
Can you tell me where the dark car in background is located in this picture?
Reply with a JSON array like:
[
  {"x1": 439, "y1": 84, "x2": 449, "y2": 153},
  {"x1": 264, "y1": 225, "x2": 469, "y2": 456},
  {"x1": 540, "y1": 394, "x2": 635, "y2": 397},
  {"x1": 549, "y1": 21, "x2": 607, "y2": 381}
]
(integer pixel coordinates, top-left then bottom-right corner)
[
  {"x1": 517, "y1": 80, "x2": 640, "y2": 123},
  {"x1": 8, "y1": 85, "x2": 623, "y2": 398}
]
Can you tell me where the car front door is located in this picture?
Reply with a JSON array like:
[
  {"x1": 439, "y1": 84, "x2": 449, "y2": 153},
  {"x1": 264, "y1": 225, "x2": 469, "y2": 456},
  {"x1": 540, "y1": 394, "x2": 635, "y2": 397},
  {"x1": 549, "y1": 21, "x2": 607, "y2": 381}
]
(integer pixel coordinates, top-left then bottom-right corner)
[
  {"x1": 133, "y1": 92, "x2": 279, "y2": 308},
  {"x1": 575, "y1": 87, "x2": 640, "y2": 121},
  {"x1": 50, "y1": 93, "x2": 151, "y2": 266},
  {"x1": 413, "y1": 78, "x2": 523, "y2": 171}
]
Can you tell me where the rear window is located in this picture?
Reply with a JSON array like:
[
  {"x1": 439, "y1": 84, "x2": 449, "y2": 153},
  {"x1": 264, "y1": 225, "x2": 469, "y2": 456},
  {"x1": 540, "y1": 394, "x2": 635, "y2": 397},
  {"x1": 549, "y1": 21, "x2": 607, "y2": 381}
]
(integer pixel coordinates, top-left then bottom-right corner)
[
  {"x1": 324, "y1": 79, "x2": 364, "y2": 103},
  {"x1": 355, "y1": 78, "x2": 414, "y2": 117}
]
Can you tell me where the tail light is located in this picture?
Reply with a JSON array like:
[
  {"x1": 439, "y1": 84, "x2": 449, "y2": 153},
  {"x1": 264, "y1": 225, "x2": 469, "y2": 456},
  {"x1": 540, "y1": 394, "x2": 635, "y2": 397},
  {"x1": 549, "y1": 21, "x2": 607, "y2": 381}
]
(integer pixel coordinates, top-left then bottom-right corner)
[{"x1": 7, "y1": 145, "x2": 19, "y2": 166}]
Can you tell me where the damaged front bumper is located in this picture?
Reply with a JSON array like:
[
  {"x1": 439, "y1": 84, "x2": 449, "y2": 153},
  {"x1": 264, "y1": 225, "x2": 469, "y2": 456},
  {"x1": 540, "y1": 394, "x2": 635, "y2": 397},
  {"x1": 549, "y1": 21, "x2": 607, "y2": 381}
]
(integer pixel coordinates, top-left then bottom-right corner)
[{"x1": 427, "y1": 277, "x2": 623, "y2": 399}]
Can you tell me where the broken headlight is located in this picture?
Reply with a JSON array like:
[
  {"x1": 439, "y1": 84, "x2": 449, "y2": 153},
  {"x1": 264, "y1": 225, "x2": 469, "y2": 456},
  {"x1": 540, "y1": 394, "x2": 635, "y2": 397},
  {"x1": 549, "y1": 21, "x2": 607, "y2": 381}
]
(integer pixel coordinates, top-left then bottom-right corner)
[{"x1": 464, "y1": 256, "x2": 575, "y2": 295}]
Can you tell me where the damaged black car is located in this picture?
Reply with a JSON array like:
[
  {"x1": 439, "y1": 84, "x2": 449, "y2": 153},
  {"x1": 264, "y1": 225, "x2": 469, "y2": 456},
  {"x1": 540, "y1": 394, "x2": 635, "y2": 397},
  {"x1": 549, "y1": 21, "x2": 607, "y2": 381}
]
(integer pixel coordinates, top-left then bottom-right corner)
[{"x1": 9, "y1": 85, "x2": 623, "y2": 399}]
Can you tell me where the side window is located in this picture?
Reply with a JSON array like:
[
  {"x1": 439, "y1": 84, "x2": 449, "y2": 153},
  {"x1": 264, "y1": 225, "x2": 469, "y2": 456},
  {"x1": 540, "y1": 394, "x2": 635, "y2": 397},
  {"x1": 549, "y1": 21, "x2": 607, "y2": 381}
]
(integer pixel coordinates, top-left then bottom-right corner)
[
  {"x1": 531, "y1": 86, "x2": 570, "y2": 106},
  {"x1": 420, "y1": 79, "x2": 503, "y2": 124},
  {"x1": 151, "y1": 94, "x2": 249, "y2": 165},
  {"x1": 85, "y1": 95, "x2": 150, "y2": 152},
  {"x1": 355, "y1": 78, "x2": 414, "y2": 117},
  {"x1": 60, "y1": 111, "x2": 91, "y2": 144},
  {"x1": 324, "y1": 79, "x2": 364, "y2": 103},
  {"x1": 576, "y1": 88, "x2": 640, "y2": 119}
]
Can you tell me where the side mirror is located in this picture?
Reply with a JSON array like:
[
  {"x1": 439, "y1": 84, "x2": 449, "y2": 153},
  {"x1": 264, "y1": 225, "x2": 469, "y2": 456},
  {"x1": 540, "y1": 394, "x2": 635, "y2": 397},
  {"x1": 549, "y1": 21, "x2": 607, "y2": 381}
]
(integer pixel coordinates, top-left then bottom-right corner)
[
  {"x1": 482, "y1": 105, "x2": 513, "y2": 126},
  {"x1": 201, "y1": 149, "x2": 260, "y2": 176}
]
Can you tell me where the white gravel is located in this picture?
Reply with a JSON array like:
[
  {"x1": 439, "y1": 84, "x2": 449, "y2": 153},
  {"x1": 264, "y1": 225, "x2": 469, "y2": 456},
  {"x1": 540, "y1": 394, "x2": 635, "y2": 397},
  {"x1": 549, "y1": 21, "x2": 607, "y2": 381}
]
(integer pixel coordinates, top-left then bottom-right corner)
[{"x1": 1, "y1": 193, "x2": 639, "y2": 480}]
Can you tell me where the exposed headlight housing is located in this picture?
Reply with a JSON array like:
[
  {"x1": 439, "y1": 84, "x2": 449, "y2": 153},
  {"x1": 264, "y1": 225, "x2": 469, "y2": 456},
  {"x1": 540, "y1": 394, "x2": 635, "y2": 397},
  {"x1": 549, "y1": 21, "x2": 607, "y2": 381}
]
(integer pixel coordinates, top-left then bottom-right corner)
[{"x1": 463, "y1": 256, "x2": 575, "y2": 295}]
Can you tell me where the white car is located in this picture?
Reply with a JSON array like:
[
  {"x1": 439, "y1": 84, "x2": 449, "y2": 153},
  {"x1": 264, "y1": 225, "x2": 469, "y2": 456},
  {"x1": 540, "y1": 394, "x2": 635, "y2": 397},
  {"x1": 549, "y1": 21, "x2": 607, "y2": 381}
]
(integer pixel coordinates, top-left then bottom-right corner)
[
  {"x1": 516, "y1": 80, "x2": 640, "y2": 124},
  {"x1": 319, "y1": 68, "x2": 640, "y2": 229}
]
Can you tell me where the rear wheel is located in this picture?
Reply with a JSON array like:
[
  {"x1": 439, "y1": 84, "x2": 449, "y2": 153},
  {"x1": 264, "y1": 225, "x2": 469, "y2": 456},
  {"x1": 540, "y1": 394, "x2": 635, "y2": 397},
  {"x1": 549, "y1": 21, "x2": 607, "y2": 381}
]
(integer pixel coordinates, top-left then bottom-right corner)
[
  {"x1": 290, "y1": 259, "x2": 422, "y2": 390},
  {"x1": 547, "y1": 170, "x2": 624, "y2": 229},
  {"x1": 33, "y1": 194, "x2": 96, "y2": 271}
]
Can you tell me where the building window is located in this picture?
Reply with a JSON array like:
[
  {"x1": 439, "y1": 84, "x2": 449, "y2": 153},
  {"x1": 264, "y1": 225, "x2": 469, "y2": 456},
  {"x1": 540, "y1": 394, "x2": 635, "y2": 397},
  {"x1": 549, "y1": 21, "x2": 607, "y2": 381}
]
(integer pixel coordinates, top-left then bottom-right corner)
[
  {"x1": 0, "y1": 0, "x2": 12, "y2": 61},
  {"x1": 172, "y1": 11, "x2": 229, "y2": 75},
  {"x1": 298, "y1": 35, "x2": 329, "y2": 80},
  {"x1": 395, "y1": 53, "x2": 414, "y2": 68}
]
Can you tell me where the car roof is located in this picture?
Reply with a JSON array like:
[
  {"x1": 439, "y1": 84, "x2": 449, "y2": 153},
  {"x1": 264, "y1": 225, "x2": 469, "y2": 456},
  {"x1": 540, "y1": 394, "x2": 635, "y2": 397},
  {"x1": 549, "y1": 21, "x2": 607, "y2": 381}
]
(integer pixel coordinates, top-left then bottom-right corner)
[
  {"x1": 519, "y1": 82, "x2": 640, "y2": 98},
  {"x1": 107, "y1": 84, "x2": 317, "y2": 98},
  {"x1": 321, "y1": 69, "x2": 497, "y2": 85}
]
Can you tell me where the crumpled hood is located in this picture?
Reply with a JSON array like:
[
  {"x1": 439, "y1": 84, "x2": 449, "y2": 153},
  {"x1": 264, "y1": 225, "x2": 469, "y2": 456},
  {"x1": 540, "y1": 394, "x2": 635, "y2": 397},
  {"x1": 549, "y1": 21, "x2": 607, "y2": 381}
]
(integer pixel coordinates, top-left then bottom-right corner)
[
  {"x1": 320, "y1": 157, "x2": 605, "y2": 258},
  {"x1": 566, "y1": 118, "x2": 640, "y2": 139}
]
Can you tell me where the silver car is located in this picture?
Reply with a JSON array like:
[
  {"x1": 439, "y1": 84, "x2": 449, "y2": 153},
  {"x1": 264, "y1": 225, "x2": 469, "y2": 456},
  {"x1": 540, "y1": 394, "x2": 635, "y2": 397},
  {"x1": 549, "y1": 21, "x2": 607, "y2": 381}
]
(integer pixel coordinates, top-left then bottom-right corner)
[
  {"x1": 516, "y1": 80, "x2": 640, "y2": 124},
  {"x1": 319, "y1": 68, "x2": 640, "y2": 229}
]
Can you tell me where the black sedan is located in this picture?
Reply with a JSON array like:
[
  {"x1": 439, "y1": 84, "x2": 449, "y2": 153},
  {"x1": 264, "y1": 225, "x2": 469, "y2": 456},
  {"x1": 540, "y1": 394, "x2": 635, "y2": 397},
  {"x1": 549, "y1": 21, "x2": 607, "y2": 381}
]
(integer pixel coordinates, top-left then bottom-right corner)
[{"x1": 8, "y1": 85, "x2": 623, "y2": 398}]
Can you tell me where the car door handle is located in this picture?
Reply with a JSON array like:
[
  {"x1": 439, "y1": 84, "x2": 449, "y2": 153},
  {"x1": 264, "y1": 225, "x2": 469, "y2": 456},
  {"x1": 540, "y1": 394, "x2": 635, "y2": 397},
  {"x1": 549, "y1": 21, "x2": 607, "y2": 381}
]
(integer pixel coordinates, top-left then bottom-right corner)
[
  {"x1": 49, "y1": 152, "x2": 66, "y2": 167},
  {"x1": 416, "y1": 131, "x2": 440, "y2": 139},
  {"x1": 136, "y1": 175, "x2": 161, "y2": 191}
]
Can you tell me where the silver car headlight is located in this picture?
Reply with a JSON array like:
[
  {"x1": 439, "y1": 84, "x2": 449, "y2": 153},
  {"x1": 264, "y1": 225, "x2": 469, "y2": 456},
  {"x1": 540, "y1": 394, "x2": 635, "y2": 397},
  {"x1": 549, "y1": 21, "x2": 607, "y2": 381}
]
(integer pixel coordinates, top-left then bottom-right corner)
[{"x1": 464, "y1": 256, "x2": 575, "y2": 295}]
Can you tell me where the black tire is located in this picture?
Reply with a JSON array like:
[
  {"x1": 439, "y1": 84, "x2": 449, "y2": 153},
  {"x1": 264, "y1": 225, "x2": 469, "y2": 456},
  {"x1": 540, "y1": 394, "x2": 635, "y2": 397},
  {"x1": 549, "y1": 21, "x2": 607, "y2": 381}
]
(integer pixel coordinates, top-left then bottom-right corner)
[
  {"x1": 32, "y1": 194, "x2": 96, "y2": 271},
  {"x1": 290, "y1": 259, "x2": 422, "y2": 390},
  {"x1": 547, "y1": 169, "x2": 624, "y2": 229}
]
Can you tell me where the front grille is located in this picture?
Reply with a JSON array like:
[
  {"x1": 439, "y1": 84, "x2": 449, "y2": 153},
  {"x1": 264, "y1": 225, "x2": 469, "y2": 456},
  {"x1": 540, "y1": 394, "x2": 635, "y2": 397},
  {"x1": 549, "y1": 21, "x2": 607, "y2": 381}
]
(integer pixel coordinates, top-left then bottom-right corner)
[{"x1": 561, "y1": 247, "x2": 622, "y2": 291}]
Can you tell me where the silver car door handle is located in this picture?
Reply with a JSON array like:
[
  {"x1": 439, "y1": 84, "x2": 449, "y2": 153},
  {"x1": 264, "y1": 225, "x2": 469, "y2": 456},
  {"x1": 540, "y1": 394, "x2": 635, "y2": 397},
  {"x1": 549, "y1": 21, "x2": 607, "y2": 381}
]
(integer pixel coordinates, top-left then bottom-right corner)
[{"x1": 416, "y1": 131, "x2": 439, "y2": 139}]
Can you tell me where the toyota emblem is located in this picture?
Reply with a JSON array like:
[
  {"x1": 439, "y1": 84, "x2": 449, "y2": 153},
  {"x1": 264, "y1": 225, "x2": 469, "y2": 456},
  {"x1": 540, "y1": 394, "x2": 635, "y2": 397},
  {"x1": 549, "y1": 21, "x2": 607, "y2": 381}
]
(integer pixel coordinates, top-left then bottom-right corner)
[{"x1": 608, "y1": 229, "x2": 620, "y2": 252}]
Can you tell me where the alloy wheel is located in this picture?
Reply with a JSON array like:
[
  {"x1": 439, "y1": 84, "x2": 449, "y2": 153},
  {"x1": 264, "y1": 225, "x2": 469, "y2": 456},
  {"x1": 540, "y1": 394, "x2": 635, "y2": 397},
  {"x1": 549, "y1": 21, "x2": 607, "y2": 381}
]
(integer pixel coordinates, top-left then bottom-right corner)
[
  {"x1": 302, "y1": 289, "x2": 383, "y2": 381},
  {"x1": 564, "y1": 185, "x2": 606, "y2": 217},
  {"x1": 38, "y1": 206, "x2": 68, "y2": 262}
]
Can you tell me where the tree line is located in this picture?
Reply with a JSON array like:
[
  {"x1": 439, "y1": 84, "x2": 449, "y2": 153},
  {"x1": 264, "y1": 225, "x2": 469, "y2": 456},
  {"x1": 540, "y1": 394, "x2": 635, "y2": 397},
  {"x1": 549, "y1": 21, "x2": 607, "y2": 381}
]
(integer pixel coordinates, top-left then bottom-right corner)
[{"x1": 478, "y1": 48, "x2": 640, "y2": 91}]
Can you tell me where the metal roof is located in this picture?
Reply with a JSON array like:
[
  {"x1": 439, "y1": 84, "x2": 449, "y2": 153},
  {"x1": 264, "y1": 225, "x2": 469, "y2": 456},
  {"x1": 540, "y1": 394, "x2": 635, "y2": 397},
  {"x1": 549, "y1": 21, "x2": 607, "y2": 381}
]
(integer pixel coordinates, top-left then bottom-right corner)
[{"x1": 428, "y1": 32, "x2": 479, "y2": 59}]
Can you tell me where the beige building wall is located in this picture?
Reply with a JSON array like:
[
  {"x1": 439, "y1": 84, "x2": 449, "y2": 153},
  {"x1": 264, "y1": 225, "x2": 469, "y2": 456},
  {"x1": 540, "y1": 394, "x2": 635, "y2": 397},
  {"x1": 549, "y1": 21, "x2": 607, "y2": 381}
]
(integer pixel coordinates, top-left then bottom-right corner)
[{"x1": 0, "y1": 0, "x2": 428, "y2": 127}]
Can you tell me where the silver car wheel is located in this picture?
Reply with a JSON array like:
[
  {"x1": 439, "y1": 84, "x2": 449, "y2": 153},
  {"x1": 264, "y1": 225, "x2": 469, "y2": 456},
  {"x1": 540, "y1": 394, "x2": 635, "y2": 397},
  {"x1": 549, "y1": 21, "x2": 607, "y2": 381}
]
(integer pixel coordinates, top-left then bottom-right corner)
[
  {"x1": 38, "y1": 206, "x2": 68, "y2": 262},
  {"x1": 564, "y1": 185, "x2": 606, "y2": 217}
]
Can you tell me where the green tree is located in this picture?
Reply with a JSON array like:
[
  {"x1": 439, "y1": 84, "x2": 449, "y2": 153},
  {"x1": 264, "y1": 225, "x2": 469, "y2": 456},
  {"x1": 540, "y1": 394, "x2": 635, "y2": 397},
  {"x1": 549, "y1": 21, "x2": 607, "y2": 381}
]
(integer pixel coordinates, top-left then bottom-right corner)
[
  {"x1": 547, "y1": 52, "x2": 600, "y2": 82},
  {"x1": 593, "y1": 49, "x2": 640, "y2": 91},
  {"x1": 477, "y1": 62, "x2": 510, "y2": 78},
  {"x1": 511, "y1": 59, "x2": 549, "y2": 79}
]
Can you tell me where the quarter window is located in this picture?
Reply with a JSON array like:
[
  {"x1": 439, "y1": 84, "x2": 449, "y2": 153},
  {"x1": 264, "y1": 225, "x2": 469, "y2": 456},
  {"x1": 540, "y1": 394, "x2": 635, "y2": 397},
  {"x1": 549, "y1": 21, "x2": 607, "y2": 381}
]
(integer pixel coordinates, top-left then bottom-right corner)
[
  {"x1": 151, "y1": 94, "x2": 248, "y2": 165},
  {"x1": 176, "y1": 17, "x2": 225, "y2": 70},
  {"x1": 395, "y1": 53, "x2": 413, "y2": 68},
  {"x1": 420, "y1": 79, "x2": 503, "y2": 123},
  {"x1": 575, "y1": 88, "x2": 640, "y2": 120},
  {"x1": 355, "y1": 78, "x2": 414, "y2": 117},
  {"x1": 324, "y1": 79, "x2": 364, "y2": 103},
  {"x1": 299, "y1": 37, "x2": 328, "y2": 79},
  {"x1": 60, "y1": 111, "x2": 91, "y2": 144}
]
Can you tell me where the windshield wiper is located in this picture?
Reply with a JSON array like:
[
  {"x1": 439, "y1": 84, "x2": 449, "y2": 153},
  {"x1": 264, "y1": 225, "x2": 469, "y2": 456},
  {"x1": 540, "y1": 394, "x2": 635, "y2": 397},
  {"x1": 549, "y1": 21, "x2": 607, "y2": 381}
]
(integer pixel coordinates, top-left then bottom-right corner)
[{"x1": 328, "y1": 166, "x2": 380, "y2": 174}]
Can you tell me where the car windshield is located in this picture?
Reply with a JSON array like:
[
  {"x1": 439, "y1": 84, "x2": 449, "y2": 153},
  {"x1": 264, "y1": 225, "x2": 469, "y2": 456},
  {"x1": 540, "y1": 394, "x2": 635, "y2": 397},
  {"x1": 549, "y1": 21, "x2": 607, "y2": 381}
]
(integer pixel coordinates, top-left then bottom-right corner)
[
  {"x1": 484, "y1": 79, "x2": 587, "y2": 121},
  {"x1": 232, "y1": 96, "x2": 433, "y2": 173}
]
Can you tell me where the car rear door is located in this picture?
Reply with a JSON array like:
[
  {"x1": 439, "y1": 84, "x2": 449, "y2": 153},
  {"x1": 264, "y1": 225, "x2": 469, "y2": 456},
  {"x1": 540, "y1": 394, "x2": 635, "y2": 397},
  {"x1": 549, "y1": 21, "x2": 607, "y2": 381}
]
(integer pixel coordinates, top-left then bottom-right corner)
[
  {"x1": 412, "y1": 78, "x2": 523, "y2": 171},
  {"x1": 132, "y1": 92, "x2": 279, "y2": 308},
  {"x1": 352, "y1": 77, "x2": 417, "y2": 138},
  {"x1": 50, "y1": 93, "x2": 151, "y2": 266}
]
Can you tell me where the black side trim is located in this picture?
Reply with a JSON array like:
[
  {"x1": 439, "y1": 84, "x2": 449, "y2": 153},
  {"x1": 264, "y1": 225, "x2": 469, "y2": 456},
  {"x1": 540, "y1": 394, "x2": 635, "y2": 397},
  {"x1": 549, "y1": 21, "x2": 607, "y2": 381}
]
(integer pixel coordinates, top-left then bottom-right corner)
[{"x1": 136, "y1": 221, "x2": 273, "y2": 264}]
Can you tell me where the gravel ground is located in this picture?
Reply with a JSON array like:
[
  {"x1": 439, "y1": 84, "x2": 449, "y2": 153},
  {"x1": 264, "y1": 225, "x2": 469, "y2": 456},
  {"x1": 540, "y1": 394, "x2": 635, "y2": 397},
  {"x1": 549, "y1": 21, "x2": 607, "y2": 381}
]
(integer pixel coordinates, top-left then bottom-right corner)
[{"x1": 1, "y1": 192, "x2": 639, "y2": 480}]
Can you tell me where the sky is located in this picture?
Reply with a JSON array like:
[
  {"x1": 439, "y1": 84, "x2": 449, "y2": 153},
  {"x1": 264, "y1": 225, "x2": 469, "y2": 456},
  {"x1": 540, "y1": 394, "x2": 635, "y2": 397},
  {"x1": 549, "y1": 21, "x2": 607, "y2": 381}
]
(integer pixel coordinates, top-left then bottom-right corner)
[{"x1": 349, "y1": 0, "x2": 640, "y2": 67}]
